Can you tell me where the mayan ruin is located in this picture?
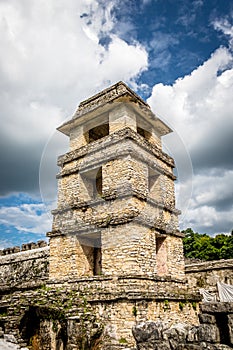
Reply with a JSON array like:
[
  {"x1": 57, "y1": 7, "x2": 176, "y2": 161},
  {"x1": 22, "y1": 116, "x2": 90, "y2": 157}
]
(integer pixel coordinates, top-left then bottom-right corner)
[{"x1": 0, "y1": 82, "x2": 233, "y2": 350}]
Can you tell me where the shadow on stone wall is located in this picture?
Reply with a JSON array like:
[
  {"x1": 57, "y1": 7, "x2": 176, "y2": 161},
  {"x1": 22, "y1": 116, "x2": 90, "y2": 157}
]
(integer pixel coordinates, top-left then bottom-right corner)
[{"x1": 19, "y1": 306, "x2": 67, "y2": 350}]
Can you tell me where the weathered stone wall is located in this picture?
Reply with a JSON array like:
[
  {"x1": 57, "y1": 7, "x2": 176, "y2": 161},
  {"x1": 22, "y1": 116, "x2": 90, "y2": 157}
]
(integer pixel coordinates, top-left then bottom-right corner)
[
  {"x1": 185, "y1": 259, "x2": 233, "y2": 296},
  {"x1": 48, "y1": 235, "x2": 93, "y2": 280},
  {"x1": 0, "y1": 242, "x2": 49, "y2": 288},
  {"x1": 1, "y1": 251, "x2": 232, "y2": 349},
  {"x1": 102, "y1": 223, "x2": 157, "y2": 276},
  {"x1": 56, "y1": 128, "x2": 173, "y2": 213},
  {"x1": 133, "y1": 302, "x2": 233, "y2": 350},
  {"x1": 49, "y1": 124, "x2": 182, "y2": 281},
  {"x1": 0, "y1": 274, "x2": 199, "y2": 350}
]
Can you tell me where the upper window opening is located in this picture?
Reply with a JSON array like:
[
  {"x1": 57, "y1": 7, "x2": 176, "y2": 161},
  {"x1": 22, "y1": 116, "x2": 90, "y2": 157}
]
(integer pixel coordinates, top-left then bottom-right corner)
[
  {"x1": 137, "y1": 125, "x2": 152, "y2": 141},
  {"x1": 137, "y1": 126, "x2": 146, "y2": 138},
  {"x1": 88, "y1": 124, "x2": 109, "y2": 143}
]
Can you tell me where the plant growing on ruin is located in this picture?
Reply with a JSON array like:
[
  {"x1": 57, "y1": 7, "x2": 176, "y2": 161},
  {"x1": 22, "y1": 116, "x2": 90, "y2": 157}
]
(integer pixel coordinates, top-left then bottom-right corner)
[
  {"x1": 132, "y1": 305, "x2": 137, "y2": 317},
  {"x1": 119, "y1": 337, "x2": 128, "y2": 344},
  {"x1": 163, "y1": 299, "x2": 170, "y2": 311}
]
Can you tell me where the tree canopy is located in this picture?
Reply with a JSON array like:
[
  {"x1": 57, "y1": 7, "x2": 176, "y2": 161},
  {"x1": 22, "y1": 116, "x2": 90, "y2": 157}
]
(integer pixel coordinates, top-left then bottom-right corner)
[{"x1": 182, "y1": 228, "x2": 233, "y2": 261}]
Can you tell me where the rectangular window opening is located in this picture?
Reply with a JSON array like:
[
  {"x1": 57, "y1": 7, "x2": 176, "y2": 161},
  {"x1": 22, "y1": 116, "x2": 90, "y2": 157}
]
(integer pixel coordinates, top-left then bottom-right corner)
[
  {"x1": 93, "y1": 247, "x2": 102, "y2": 275},
  {"x1": 137, "y1": 123, "x2": 152, "y2": 141},
  {"x1": 80, "y1": 235, "x2": 102, "y2": 276},
  {"x1": 88, "y1": 124, "x2": 109, "y2": 143}
]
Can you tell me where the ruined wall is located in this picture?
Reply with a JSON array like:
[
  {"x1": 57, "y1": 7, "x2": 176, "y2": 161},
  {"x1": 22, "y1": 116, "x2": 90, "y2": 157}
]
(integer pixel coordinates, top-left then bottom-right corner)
[
  {"x1": 133, "y1": 302, "x2": 233, "y2": 349},
  {"x1": 0, "y1": 274, "x2": 199, "y2": 350},
  {"x1": 185, "y1": 259, "x2": 233, "y2": 296},
  {"x1": 0, "y1": 242, "x2": 49, "y2": 288}
]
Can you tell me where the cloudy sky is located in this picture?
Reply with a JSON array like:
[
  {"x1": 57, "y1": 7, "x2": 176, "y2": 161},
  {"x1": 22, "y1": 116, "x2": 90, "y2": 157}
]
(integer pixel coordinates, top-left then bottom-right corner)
[{"x1": 0, "y1": 0, "x2": 233, "y2": 249}]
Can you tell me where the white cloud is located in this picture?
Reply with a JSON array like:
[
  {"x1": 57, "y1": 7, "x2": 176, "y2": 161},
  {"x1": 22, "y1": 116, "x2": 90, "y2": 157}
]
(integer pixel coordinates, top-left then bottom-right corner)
[
  {"x1": 0, "y1": 0, "x2": 148, "y2": 196},
  {"x1": 98, "y1": 36, "x2": 147, "y2": 82},
  {"x1": 213, "y1": 18, "x2": 233, "y2": 48},
  {"x1": 179, "y1": 171, "x2": 233, "y2": 234},
  {"x1": 192, "y1": 171, "x2": 233, "y2": 208},
  {"x1": 182, "y1": 205, "x2": 233, "y2": 234},
  {"x1": 0, "y1": 0, "x2": 148, "y2": 245},
  {"x1": 0, "y1": 202, "x2": 52, "y2": 234},
  {"x1": 148, "y1": 32, "x2": 233, "y2": 235},
  {"x1": 148, "y1": 47, "x2": 232, "y2": 144}
]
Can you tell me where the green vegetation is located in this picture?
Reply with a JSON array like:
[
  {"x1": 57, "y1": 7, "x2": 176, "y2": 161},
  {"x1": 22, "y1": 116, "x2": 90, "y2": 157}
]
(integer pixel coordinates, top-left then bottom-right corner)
[
  {"x1": 182, "y1": 228, "x2": 233, "y2": 261},
  {"x1": 119, "y1": 337, "x2": 127, "y2": 344},
  {"x1": 163, "y1": 299, "x2": 170, "y2": 311},
  {"x1": 132, "y1": 306, "x2": 137, "y2": 317},
  {"x1": 191, "y1": 302, "x2": 197, "y2": 311},
  {"x1": 179, "y1": 301, "x2": 186, "y2": 311}
]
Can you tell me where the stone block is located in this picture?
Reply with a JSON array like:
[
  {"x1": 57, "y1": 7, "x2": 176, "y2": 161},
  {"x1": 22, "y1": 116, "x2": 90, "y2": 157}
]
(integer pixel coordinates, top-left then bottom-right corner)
[
  {"x1": 177, "y1": 345, "x2": 201, "y2": 350},
  {"x1": 132, "y1": 321, "x2": 163, "y2": 343},
  {"x1": 186, "y1": 326, "x2": 199, "y2": 342},
  {"x1": 137, "y1": 340, "x2": 170, "y2": 350},
  {"x1": 197, "y1": 324, "x2": 220, "y2": 343},
  {"x1": 4, "y1": 334, "x2": 18, "y2": 343},
  {"x1": 199, "y1": 313, "x2": 216, "y2": 324}
]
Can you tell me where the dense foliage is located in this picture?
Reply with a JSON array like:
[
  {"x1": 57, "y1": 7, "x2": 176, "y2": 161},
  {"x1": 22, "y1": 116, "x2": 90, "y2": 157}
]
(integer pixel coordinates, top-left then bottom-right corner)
[{"x1": 182, "y1": 228, "x2": 233, "y2": 261}]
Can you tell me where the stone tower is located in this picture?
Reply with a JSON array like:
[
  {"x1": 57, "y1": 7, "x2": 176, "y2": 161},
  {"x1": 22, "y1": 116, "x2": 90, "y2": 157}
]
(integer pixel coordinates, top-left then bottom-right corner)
[{"x1": 48, "y1": 81, "x2": 185, "y2": 281}]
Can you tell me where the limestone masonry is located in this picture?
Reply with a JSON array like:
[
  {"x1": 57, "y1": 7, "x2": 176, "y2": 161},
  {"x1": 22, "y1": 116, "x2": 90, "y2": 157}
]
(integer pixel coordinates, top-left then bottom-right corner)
[{"x1": 0, "y1": 82, "x2": 232, "y2": 349}]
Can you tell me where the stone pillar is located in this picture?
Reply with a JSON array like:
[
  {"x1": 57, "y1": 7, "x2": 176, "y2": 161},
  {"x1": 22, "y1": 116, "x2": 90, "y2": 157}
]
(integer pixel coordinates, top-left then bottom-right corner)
[
  {"x1": 109, "y1": 103, "x2": 137, "y2": 133},
  {"x1": 102, "y1": 157, "x2": 148, "y2": 198},
  {"x1": 69, "y1": 125, "x2": 88, "y2": 151}
]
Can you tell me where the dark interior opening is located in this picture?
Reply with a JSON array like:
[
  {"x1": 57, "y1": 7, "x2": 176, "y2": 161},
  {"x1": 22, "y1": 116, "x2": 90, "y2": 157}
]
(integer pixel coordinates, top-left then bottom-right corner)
[
  {"x1": 0, "y1": 320, "x2": 5, "y2": 333},
  {"x1": 88, "y1": 124, "x2": 109, "y2": 143},
  {"x1": 95, "y1": 168, "x2": 102, "y2": 197},
  {"x1": 137, "y1": 126, "x2": 146, "y2": 138},
  {"x1": 93, "y1": 247, "x2": 102, "y2": 275},
  {"x1": 19, "y1": 307, "x2": 40, "y2": 345},
  {"x1": 137, "y1": 126, "x2": 152, "y2": 141},
  {"x1": 215, "y1": 313, "x2": 231, "y2": 345},
  {"x1": 19, "y1": 306, "x2": 67, "y2": 349}
]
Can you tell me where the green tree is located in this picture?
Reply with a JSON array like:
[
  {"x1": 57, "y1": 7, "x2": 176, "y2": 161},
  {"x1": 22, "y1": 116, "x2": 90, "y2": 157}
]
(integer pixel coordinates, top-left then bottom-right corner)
[{"x1": 182, "y1": 228, "x2": 233, "y2": 261}]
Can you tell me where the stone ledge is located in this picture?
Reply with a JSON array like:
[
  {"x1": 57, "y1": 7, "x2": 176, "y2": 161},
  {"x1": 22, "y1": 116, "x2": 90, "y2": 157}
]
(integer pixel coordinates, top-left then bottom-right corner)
[
  {"x1": 0, "y1": 246, "x2": 49, "y2": 264},
  {"x1": 52, "y1": 192, "x2": 180, "y2": 216},
  {"x1": 57, "y1": 127, "x2": 174, "y2": 169},
  {"x1": 185, "y1": 259, "x2": 233, "y2": 273},
  {"x1": 47, "y1": 217, "x2": 182, "y2": 238},
  {"x1": 0, "y1": 279, "x2": 49, "y2": 293},
  {"x1": 47, "y1": 273, "x2": 185, "y2": 284},
  {"x1": 201, "y1": 302, "x2": 233, "y2": 314},
  {"x1": 0, "y1": 241, "x2": 48, "y2": 257},
  {"x1": 75, "y1": 81, "x2": 149, "y2": 118}
]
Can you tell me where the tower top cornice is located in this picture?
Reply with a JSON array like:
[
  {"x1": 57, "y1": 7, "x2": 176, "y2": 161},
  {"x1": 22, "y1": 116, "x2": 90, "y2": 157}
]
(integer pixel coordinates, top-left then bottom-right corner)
[
  {"x1": 57, "y1": 81, "x2": 172, "y2": 137},
  {"x1": 76, "y1": 81, "x2": 149, "y2": 117}
]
